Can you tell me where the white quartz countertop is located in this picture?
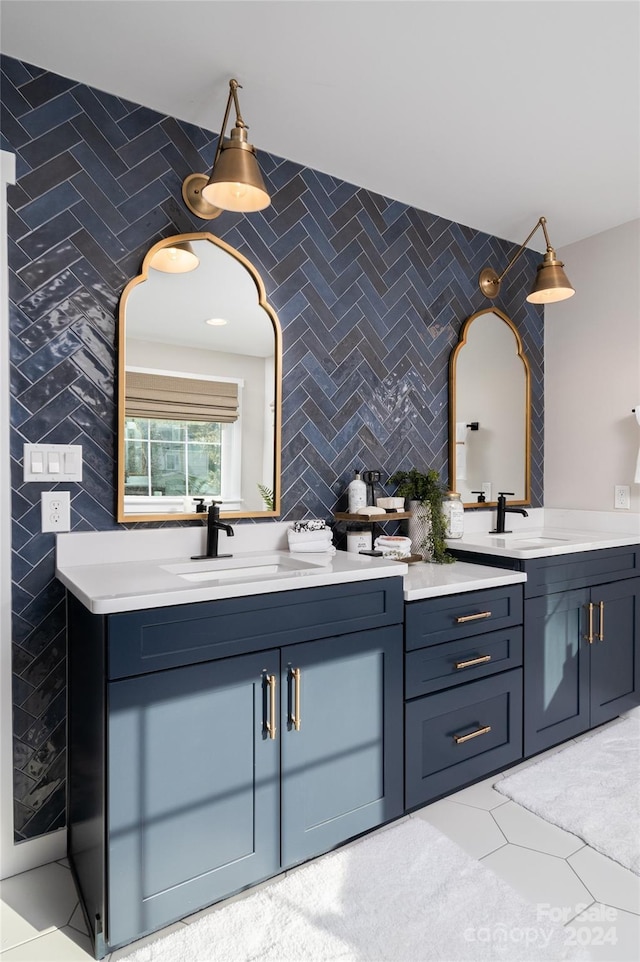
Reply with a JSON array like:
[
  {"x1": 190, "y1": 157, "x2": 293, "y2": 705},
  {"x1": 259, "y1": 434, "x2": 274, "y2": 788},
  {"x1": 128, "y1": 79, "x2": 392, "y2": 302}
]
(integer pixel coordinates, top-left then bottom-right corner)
[
  {"x1": 447, "y1": 528, "x2": 640, "y2": 560},
  {"x1": 56, "y1": 548, "x2": 408, "y2": 615},
  {"x1": 403, "y1": 560, "x2": 526, "y2": 601}
]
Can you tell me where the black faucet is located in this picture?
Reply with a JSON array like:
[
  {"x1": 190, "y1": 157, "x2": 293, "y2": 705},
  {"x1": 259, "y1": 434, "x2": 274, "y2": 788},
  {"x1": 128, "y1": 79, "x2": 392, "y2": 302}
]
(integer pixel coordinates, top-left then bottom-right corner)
[
  {"x1": 191, "y1": 500, "x2": 234, "y2": 559},
  {"x1": 490, "y1": 491, "x2": 529, "y2": 534}
]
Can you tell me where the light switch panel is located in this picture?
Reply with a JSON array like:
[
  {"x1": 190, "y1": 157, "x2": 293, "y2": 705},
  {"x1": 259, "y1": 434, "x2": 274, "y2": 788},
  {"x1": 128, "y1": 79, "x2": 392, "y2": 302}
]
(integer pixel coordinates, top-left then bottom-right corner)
[{"x1": 24, "y1": 443, "x2": 83, "y2": 482}]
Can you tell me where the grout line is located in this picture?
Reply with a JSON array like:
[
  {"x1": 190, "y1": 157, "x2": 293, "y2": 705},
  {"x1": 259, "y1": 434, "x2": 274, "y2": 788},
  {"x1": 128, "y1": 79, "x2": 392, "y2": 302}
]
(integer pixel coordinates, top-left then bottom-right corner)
[
  {"x1": 480, "y1": 839, "x2": 509, "y2": 859},
  {"x1": 64, "y1": 899, "x2": 81, "y2": 928},
  {"x1": 562, "y1": 898, "x2": 596, "y2": 925},
  {"x1": 488, "y1": 808, "x2": 510, "y2": 847},
  {"x1": 564, "y1": 855, "x2": 598, "y2": 905},
  {"x1": 599, "y1": 899, "x2": 640, "y2": 919}
]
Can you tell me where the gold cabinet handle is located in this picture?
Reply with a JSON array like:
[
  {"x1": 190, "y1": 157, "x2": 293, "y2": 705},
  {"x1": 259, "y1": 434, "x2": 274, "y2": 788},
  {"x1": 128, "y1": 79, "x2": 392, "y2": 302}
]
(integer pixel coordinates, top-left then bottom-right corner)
[
  {"x1": 290, "y1": 667, "x2": 301, "y2": 731},
  {"x1": 453, "y1": 725, "x2": 492, "y2": 745},
  {"x1": 455, "y1": 611, "x2": 492, "y2": 624},
  {"x1": 598, "y1": 600, "x2": 605, "y2": 642},
  {"x1": 266, "y1": 674, "x2": 277, "y2": 740},
  {"x1": 584, "y1": 602, "x2": 594, "y2": 644},
  {"x1": 454, "y1": 654, "x2": 492, "y2": 670}
]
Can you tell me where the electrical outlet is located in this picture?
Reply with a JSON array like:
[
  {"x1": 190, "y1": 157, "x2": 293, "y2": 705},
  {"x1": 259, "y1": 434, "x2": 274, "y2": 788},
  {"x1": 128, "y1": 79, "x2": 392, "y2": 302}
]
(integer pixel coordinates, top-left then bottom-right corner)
[
  {"x1": 482, "y1": 482, "x2": 492, "y2": 502},
  {"x1": 41, "y1": 491, "x2": 71, "y2": 532},
  {"x1": 614, "y1": 485, "x2": 630, "y2": 510}
]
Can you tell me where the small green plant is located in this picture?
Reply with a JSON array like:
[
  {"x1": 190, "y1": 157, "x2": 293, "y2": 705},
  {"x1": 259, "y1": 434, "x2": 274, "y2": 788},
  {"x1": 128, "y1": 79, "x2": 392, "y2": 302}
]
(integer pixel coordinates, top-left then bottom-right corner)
[
  {"x1": 257, "y1": 483, "x2": 275, "y2": 511},
  {"x1": 387, "y1": 468, "x2": 454, "y2": 564}
]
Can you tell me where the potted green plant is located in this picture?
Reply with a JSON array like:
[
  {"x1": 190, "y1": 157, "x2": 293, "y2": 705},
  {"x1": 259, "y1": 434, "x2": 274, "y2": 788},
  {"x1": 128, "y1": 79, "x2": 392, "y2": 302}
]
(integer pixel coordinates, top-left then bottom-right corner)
[{"x1": 387, "y1": 468, "x2": 454, "y2": 564}]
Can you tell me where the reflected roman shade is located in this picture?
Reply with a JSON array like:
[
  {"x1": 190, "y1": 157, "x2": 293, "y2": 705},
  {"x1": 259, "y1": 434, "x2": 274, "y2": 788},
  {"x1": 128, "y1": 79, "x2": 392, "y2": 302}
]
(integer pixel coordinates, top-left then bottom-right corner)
[{"x1": 125, "y1": 372, "x2": 239, "y2": 423}]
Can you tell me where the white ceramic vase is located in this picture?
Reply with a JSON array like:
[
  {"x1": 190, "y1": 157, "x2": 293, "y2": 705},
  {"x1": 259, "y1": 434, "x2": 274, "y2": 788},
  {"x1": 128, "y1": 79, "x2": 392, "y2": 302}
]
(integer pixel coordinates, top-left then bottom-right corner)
[{"x1": 407, "y1": 500, "x2": 431, "y2": 559}]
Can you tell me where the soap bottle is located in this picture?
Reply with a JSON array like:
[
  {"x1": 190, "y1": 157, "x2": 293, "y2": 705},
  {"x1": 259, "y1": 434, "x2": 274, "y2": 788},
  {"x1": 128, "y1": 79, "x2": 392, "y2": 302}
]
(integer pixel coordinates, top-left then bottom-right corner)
[{"x1": 347, "y1": 470, "x2": 367, "y2": 513}]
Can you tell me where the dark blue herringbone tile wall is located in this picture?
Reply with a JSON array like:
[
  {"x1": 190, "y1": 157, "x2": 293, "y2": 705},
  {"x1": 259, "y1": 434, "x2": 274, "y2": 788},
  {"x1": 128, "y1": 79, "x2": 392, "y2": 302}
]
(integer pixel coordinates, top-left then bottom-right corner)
[{"x1": 1, "y1": 55, "x2": 543, "y2": 840}]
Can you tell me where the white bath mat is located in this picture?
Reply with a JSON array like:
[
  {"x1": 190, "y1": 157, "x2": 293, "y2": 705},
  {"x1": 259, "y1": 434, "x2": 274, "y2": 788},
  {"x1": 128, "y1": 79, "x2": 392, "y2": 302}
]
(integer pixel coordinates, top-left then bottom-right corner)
[
  {"x1": 119, "y1": 816, "x2": 587, "y2": 961},
  {"x1": 496, "y1": 715, "x2": 640, "y2": 875}
]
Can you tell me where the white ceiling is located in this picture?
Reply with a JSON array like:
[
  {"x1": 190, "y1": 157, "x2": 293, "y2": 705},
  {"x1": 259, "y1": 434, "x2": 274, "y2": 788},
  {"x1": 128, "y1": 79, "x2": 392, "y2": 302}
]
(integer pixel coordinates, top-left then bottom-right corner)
[{"x1": 1, "y1": 0, "x2": 639, "y2": 251}]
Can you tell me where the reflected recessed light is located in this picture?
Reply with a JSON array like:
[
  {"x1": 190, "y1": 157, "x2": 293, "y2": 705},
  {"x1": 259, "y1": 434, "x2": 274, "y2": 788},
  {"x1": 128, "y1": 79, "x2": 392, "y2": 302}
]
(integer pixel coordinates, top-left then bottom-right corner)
[{"x1": 205, "y1": 317, "x2": 228, "y2": 327}]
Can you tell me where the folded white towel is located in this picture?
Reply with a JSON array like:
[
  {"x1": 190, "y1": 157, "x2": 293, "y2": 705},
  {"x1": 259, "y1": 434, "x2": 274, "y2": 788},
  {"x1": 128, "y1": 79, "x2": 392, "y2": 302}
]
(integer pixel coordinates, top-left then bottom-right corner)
[
  {"x1": 287, "y1": 527, "x2": 333, "y2": 545},
  {"x1": 289, "y1": 541, "x2": 336, "y2": 554},
  {"x1": 374, "y1": 535, "x2": 412, "y2": 558},
  {"x1": 291, "y1": 520, "x2": 327, "y2": 533},
  {"x1": 375, "y1": 536, "x2": 411, "y2": 548}
]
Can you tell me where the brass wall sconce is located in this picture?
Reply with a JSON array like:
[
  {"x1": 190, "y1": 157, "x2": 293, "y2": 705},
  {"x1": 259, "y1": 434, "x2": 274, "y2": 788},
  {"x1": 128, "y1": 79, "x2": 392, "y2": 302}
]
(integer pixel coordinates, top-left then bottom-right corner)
[
  {"x1": 479, "y1": 216, "x2": 575, "y2": 304},
  {"x1": 149, "y1": 241, "x2": 199, "y2": 273},
  {"x1": 182, "y1": 79, "x2": 271, "y2": 220}
]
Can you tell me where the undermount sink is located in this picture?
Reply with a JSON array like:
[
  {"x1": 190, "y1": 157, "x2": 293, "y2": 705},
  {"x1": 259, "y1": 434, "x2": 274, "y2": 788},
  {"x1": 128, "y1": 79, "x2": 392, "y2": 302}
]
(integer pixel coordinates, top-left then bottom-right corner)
[
  {"x1": 507, "y1": 537, "x2": 572, "y2": 548},
  {"x1": 450, "y1": 528, "x2": 640, "y2": 559},
  {"x1": 162, "y1": 553, "x2": 325, "y2": 584}
]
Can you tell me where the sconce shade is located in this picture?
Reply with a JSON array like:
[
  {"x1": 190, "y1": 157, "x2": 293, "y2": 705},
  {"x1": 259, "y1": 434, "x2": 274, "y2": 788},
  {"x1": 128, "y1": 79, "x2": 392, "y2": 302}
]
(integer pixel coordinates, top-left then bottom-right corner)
[
  {"x1": 182, "y1": 78, "x2": 271, "y2": 219},
  {"x1": 149, "y1": 242, "x2": 199, "y2": 273},
  {"x1": 526, "y1": 250, "x2": 575, "y2": 303},
  {"x1": 201, "y1": 125, "x2": 270, "y2": 213},
  {"x1": 479, "y1": 216, "x2": 575, "y2": 306}
]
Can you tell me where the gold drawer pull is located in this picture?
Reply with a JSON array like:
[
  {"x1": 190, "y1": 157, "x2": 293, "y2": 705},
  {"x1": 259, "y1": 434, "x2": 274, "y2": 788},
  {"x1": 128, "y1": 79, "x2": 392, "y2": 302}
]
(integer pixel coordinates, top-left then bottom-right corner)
[
  {"x1": 598, "y1": 600, "x2": 605, "y2": 642},
  {"x1": 455, "y1": 611, "x2": 492, "y2": 624},
  {"x1": 454, "y1": 725, "x2": 492, "y2": 745},
  {"x1": 266, "y1": 674, "x2": 277, "y2": 740},
  {"x1": 290, "y1": 667, "x2": 301, "y2": 731},
  {"x1": 584, "y1": 602, "x2": 594, "y2": 644},
  {"x1": 455, "y1": 654, "x2": 492, "y2": 670}
]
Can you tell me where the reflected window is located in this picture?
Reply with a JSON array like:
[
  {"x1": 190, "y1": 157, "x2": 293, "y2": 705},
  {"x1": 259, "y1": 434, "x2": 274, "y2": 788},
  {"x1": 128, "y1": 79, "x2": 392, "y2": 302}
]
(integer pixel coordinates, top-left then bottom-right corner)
[
  {"x1": 124, "y1": 418, "x2": 225, "y2": 498},
  {"x1": 124, "y1": 366, "x2": 243, "y2": 512}
]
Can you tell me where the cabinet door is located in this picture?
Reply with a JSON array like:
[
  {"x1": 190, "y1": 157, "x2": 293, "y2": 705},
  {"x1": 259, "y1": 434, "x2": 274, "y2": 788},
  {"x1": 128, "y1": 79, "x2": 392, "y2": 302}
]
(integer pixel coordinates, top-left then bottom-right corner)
[
  {"x1": 589, "y1": 578, "x2": 640, "y2": 726},
  {"x1": 280, "y1": 626, "x2": 403, "y2": 867},
  {"x1": 107, "y1": 650, "x2": 279, "y2": 949},
  {"x1": 524, "y1": 589, "x2": 591, "y2": 756}
]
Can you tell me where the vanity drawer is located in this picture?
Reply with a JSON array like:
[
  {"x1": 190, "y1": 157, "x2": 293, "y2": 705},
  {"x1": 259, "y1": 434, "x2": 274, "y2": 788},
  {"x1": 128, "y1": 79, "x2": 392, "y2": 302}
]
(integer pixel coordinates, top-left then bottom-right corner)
[
  {"x1": 107, "y1": 577, "x2": 403, "y2": 679},
  {"x1": 405, "y1": 669, "x2": 523, "y2": 809},
  {"x1": 405, "y1": 585, "x2": 523, "y2": 651},
  {"x1": 405, "y1": 626, "x2": 522, "y2": 699}
]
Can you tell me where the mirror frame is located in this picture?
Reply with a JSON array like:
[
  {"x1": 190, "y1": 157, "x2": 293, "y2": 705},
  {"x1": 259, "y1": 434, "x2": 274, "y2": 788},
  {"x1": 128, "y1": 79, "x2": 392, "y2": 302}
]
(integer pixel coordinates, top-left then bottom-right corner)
[
  {"x1": 448, "y1": 306, "x2": 531, "y2": 509},
  {"x1": 116, "y1": 232, "x2": 282, "y2": 523}
]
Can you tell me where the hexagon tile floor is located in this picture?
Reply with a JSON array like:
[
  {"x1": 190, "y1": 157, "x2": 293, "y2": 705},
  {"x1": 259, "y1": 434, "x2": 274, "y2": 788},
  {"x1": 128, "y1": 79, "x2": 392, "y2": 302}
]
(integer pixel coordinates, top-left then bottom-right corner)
[{"x1": 1, "y1": 728, "x2": 639, "y2": 962}]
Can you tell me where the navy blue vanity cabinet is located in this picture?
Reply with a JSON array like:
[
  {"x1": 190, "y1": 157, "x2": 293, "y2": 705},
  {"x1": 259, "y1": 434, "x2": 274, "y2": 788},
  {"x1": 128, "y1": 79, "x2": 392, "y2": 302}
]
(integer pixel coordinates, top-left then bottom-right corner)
[
  {"x1": 452, "y1": 545, "x2": 640, "y2": 757},
  {"x1": 67, "y1": 578, "x2": 404, "y2": 958},
  {"x1": 404, "y1": 585, "x2": 524, "y2": 810},
  {"x1": 524, "y1": 576, "x2": 640, "y2": 754}
]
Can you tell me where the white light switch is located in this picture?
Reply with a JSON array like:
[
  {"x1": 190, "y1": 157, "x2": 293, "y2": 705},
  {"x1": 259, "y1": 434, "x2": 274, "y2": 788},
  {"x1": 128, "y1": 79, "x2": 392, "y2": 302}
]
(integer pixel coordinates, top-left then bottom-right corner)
[{"x1": 24, "y1": 443, "x2": 83, "y2": 482}]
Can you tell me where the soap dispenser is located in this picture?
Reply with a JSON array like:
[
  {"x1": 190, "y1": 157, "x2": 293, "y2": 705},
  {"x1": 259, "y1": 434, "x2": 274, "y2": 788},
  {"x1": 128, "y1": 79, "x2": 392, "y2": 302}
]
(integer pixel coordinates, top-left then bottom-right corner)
[{"x1": 347, "y1": 470, "x2": 367, "y2": 513}]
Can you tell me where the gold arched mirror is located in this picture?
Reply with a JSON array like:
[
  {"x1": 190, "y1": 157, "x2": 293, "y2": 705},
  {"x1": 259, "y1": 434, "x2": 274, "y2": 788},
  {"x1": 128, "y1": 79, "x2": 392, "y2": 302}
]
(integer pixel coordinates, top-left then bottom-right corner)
[
  {"x1": 117, "y1": 233, "x2": 282, "y2": 522},
  {"x1": 448, "y1": 308, "x2": 530, "y2": 509}
]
